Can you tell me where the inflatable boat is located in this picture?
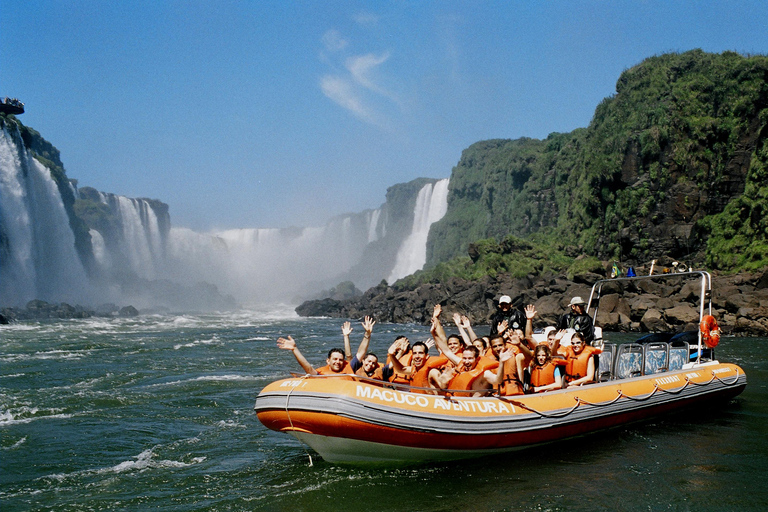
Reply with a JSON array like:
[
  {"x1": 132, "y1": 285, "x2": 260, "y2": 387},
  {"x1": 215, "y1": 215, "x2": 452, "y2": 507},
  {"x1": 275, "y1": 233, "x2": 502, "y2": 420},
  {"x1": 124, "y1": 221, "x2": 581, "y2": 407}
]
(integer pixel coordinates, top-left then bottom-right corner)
[{"x1": 255, "y1": 271, "x2": 747, "y2": 464}]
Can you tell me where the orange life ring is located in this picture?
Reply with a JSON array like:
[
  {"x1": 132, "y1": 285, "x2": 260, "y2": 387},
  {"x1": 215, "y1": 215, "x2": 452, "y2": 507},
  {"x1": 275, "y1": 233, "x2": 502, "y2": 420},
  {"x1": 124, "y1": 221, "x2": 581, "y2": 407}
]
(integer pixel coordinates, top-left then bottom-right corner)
[{"x1": 700, "y1": 315, "x2": 720, "y2": 348}]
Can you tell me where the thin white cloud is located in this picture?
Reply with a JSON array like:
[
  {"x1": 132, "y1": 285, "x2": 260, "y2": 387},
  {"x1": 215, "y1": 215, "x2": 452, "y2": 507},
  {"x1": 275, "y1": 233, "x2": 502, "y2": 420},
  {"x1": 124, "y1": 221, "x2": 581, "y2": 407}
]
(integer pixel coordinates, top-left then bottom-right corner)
[
  {"x1": 353, "y1": 11, "x2": 379, "y2": 26},
  {"x1": 321, "y1": 29, "x2": 348, "y2": 52},
  {"x1": 320, "y1": 75, "x2": 370, "y2": 120},
  {"x1": 346, "y1": 52, "x2": 391, "y2": 95},
  {"x1": 319, "y1": 32, "x2": 399, "y2": 130}
]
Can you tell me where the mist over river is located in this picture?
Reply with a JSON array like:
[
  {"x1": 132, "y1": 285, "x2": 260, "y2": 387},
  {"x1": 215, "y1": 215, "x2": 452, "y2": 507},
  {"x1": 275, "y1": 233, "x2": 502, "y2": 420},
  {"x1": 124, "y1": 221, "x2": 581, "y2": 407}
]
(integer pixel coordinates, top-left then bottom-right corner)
[{"x1": 2, "y1": 311, "x2": 767, "y2": 511}]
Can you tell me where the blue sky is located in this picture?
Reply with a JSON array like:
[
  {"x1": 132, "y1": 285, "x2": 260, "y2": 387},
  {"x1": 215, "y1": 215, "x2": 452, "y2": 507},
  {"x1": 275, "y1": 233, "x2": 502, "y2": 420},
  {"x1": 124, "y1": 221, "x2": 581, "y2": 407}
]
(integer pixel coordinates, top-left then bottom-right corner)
[{"x1": 3, "y1": 1, "x2": 768, "y2": 231}]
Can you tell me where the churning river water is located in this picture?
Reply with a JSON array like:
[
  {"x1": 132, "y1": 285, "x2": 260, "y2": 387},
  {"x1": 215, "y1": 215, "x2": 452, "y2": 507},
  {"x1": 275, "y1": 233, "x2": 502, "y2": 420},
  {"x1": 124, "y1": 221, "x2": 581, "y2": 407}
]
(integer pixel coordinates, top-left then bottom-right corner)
[{"x1": 1, "y1": 309, "x2": 767, "y2": 511}]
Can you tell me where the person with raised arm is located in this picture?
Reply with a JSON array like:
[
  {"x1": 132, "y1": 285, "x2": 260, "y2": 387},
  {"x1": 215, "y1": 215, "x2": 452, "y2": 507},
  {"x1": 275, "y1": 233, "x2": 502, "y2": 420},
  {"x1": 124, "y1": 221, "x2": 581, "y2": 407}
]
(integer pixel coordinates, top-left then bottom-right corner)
[
  {"x1": 276, "y1": 336, "x2": 354, "y2": 376},
  {"x1": 524, "y1": 304, "x2": 536, "y2": 341},
  {"x1": 386, "y1": 339, "x2": 434, "y2": 393},
  {"x1": 386, "y1": 335, "x2": 413, "y2": 384},
  {"x1": 428, "y1": 305, "x2": 496, "y2": 396},
  {"x1": 341, "y1": 321, "x2": 354, "y2": 361},
  {"x1": 345, "y1": 316, "x2": 385, "y2": 380},
  {"x1": 451, "y1": 312, "x2": 477, "y2": 347},
  {"x1": 485, "y1": 331, "x2": 528, "y2": 396}
]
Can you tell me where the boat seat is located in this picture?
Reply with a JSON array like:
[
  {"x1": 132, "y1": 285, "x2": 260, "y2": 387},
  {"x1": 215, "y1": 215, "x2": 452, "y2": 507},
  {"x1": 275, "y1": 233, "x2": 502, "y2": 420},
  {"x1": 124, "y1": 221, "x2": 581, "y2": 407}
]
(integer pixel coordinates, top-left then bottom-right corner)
[
  {"x1": 597, "y1": 343, "x2": 616, "y2": 382},
  {"x1": 668, "y1": 341, "x2": 690, "y2": 371},
  {"x1": 644, "y1": 342, "x2": 669, "y2": 374},
  {"x1": 614, "y1": 343, "x2": 644, "y2": 380}
]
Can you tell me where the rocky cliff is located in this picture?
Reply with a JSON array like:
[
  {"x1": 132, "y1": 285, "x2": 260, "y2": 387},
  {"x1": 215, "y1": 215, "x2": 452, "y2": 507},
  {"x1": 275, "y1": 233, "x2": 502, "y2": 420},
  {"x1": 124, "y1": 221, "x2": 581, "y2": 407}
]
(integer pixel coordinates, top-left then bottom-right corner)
[
  {"x1": 296, "y1": 268, "x2": 768, "y2": 336},
  {"x1": 427, "y1": 50, "x2": 768, "y2": 273}
]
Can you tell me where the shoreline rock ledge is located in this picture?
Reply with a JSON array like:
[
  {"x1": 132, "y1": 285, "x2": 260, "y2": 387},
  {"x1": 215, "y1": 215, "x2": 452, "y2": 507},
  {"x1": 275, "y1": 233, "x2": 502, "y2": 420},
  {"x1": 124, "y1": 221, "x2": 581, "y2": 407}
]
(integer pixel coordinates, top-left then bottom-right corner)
[{"x1": 296, "y1": 270, "x2": 768, "y2": 337}]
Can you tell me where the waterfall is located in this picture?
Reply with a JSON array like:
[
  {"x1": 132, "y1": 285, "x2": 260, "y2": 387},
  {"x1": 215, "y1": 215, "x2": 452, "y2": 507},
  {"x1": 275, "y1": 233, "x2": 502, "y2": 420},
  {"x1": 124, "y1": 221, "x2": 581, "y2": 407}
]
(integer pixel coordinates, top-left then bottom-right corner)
[
  {"x1": 1, "y1": 115, "x2": 450, "y2": 309},
  {"x1": 83, "y1": 191, "x2": 167, "y2": 282},
  {"x1": 0, "y1": 126, "x2": 90, "y2": 306},
  {"x1": 166, "y1": 209, "x2": 385, "y2": 303},
  {"x1": 387, "y1": 178, "x2": 450, "y2": 283},
  {"x1": 367, "y1": 209, "x2": 382, "y2": 243}
]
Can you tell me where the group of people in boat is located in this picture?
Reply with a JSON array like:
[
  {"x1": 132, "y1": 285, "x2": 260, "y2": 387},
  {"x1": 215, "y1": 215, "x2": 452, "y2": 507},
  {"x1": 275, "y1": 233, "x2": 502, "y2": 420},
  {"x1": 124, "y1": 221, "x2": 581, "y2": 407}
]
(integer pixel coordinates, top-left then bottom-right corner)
[{"x1": 277, "y1": 295, "x2": 599, "y2": 397}]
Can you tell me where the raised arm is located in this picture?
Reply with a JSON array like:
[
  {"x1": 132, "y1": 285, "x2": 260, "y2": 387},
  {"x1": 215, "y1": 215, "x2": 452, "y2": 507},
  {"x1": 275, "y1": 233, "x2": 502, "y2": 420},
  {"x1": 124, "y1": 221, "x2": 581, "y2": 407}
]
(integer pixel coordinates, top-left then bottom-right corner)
[
  {"x1": 355, "y1": 316, "x2": 375, "y2": 361},
  {"x1": 506, "y1": 330, "x2": 533, "y2": 359},
  {"x1": 493, "y1": 348, "x2": 520, "y2": 388},
  {"x1": 387, "y1": 338, "x2": 411, "y2": 375},
  {"x1": 460, "y1": 315, "x2": 479, "y2": 345},
  {"x1": 431, "y1": 316, "x2": 461, "y2": 366},
  {"x1": 453, "y1": 312, "x2": 472, "y2": 347},
  {"x1": 524, "y1": 305, "x2": 536, "y2": 341},
  {"x1": 552, "y1": 329, "x2": 567, "y2": 355},
  {"x1": 341, "y1": 321, "x2": 353, "y2": 360},
  {"x1": 277, "y1": 336, "x2": 317, "y2": 375},
  {"x1": 430, "y1": 304, "x2": 448, "y2": 347}
]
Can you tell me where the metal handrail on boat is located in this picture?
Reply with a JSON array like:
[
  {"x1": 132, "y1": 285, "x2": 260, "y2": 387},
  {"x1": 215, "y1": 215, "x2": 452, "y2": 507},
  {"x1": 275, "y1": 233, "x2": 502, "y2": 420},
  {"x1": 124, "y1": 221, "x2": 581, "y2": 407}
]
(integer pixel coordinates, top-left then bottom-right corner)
[{"x1": 586, "y1": 270, "x2": 713, "y2": 366}]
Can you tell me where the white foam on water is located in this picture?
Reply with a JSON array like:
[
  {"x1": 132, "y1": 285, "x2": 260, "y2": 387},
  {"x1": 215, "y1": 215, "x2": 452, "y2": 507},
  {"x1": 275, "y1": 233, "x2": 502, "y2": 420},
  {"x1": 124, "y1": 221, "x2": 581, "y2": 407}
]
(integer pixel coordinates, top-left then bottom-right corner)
[
  {"x1": 30, "y1": 349, "x2": 92, "y2": 360},
  {"x1": 0, "y1": 407, "x2": 73, "y2": 426},
  {"x1": 144, "y1": 374, "x2": 259, "y2": 388},
  {"x1": 217, "y1": 419, "x2": 245, "y2": 429},
  {"x1": 173, "y1": 336, "x2": 221, "y2": 350},
  {"x1": 2, "y1": 436, "x2": 27, "y2": 450},
  {"x1": 43, "y1": 448, "x2": 207, "y2": 483}
]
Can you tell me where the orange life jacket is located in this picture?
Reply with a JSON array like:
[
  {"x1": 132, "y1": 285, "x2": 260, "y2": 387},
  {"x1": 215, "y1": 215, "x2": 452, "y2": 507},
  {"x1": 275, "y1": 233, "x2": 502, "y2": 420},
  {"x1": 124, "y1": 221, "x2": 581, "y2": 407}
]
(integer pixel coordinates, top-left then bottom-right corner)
[
  {"x1": 476, "y1": 355, "x2": 499, "y2": 372},
  {"x1": 316, "y1": 361, "x2": 355, "y2": 375},
  {"x1": 486, "y1": 342, "x2": 520, "y2": 361},
  {"x1": 390, "y1": 361, "x2": 432, "y2": 393},
  {"x1": 447, "y1": 365, "x2": 486, "y2": 396},
  {"x1": 389, "y1": 351, "x2": 414, "y2": 384},
  {"x1": 499, "y1": 358, "x2": 524, "y2": 396},
  {"x1": 355, "y1": 365, "x2": 384, "y2": 380},
  {"x1": 564, "y1": 346, "x2": 599, "y2": 382},
  {"x1": 530, "y1": 359, "x2": 566, "y2": 389}
]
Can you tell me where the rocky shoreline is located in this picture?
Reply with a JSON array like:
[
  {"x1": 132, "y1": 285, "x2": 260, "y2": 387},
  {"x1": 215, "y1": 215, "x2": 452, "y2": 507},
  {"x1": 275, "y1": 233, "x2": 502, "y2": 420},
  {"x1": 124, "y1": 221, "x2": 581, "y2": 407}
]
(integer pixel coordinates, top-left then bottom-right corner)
[
  {"x1": 1, "y1": 300, "x2": 143, "y2": 322},
  {"x1": 296, "y1": 270, "x2": 768, "y2": 337}
]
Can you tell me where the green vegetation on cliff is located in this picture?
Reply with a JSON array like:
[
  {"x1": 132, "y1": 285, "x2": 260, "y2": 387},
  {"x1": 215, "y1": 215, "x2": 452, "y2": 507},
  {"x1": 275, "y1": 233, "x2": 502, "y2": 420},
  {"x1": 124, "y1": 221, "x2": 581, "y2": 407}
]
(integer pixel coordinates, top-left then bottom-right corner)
[
  {"x1": 396, "y1": 234, "x2": 601, "y2": 291},
  {"x1": 427, "y1": 50, "x2": 768, "y2": 274}
]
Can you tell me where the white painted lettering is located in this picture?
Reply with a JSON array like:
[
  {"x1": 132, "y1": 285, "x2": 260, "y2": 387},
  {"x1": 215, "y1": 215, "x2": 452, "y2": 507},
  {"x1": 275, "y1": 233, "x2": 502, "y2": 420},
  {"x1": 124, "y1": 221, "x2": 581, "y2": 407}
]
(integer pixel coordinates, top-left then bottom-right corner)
[{"x1": 434, "y1": 399, "x2": 450, "y2": 410}]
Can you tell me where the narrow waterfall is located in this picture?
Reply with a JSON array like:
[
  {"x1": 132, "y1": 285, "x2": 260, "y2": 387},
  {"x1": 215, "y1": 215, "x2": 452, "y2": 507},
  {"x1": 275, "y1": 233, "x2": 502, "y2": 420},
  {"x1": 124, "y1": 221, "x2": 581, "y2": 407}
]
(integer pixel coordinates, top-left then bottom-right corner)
[
  {"x1": 387, "y1": 178, "x2": 450, "y2": 283},
  {"x1": 83, "y1": 190, "x2": 168, "y2": 282},
  {"x1": 0, "y1": 126, "x2": 89, "y2": 306}
]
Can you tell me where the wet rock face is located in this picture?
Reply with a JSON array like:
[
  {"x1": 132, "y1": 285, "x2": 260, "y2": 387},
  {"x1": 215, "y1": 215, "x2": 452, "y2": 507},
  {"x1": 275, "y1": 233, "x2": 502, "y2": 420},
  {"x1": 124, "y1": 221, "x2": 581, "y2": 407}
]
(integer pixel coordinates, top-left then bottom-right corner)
[{"x1": 297, "y1": 272, "x2": 768, "y2": 337}]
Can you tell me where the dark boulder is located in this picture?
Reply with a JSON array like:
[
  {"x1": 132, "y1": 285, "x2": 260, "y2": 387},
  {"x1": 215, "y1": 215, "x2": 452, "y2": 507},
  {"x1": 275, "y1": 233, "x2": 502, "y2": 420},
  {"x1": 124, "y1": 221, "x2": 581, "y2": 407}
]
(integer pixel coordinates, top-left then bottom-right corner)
[{"x1": 119, "y1": 305, "x2": 139, "y2": 317}]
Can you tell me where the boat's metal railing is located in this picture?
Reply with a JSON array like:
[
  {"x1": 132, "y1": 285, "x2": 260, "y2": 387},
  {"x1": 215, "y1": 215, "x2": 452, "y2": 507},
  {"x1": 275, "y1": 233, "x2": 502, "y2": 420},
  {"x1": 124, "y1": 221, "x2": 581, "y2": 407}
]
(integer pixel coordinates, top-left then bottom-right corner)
[{"x1": 586, "y1": 270, "x2": 713, "y2": 365}]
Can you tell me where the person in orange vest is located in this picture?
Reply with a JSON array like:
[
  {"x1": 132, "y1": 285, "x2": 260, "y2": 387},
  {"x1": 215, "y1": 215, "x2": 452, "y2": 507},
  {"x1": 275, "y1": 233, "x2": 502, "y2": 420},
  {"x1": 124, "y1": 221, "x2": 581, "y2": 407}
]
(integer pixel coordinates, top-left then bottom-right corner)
[
  {"x1": 529, "y1": 344, "x2": 567, "y2": 392},
  {"x1": 563, "y1": 332, "x2": 599, "y2": 387},
  {"x1": 486, "y1": 333, "x2": 530, "y2": 396},
  {"x1": 428, "y1": 304, "x2": 496, "y2": 396},
  {"x1": 386, "y1": 340, "x2": 435, "y2": 393},
  {"x1": 341, "y1": 316, "x2": 385, "y2": 380},
  {"x1": 276, "y1": 336, "x2": 354, "y2": 376}
]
